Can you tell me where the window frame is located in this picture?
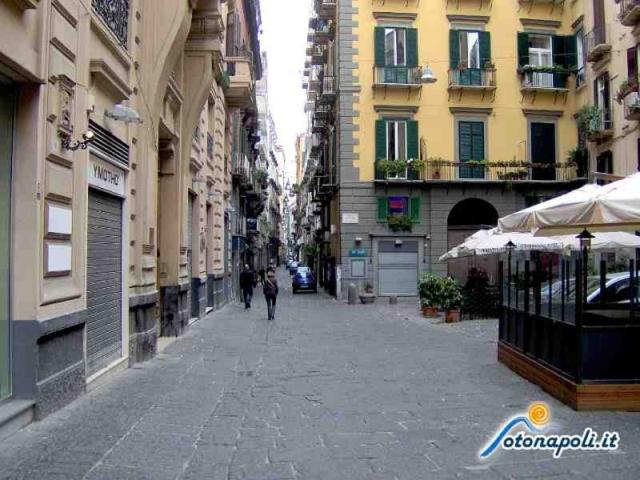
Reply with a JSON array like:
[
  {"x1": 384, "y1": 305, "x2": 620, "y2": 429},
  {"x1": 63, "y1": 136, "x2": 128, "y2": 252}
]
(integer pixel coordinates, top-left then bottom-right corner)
[
  {"x1": 459, "y1": 31, "x2": 481, "y2": 69},
  {"x1": 575, "y1": 29, "x2": 586, "y2": 87},
  {"x1": 384, "y1": 27, "x2": 407, "y2": 67},
  {"x1": 386, "y1": 120, "x2": 408, "y2": 179}
]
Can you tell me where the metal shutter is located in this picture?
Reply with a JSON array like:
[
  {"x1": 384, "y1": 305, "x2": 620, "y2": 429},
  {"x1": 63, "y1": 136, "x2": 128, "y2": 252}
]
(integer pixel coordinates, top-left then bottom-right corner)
[
  {"x1": 187, "y1": 194, "x2": 193, "y2": 315},
  {"x1": 86, "y1": 189, "x2": 123, "y2": 377},
  {"x1": 378, "y1": 241, "x2": 418, "y2": 296}
]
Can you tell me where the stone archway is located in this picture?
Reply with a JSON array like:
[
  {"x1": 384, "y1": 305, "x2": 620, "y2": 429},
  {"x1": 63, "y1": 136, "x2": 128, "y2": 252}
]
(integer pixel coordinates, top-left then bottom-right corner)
[{"x1": 447, "y1": 198, "x2": 499, "y2": 284}]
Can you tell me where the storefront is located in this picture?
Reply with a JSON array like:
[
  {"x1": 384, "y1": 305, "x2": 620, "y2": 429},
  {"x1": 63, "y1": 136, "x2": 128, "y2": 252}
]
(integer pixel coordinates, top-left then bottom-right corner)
[
  {"x1": 0, "y1": 79, "x2": 15, "y2": 401},
  {"x1": 86, "y1": 128, "x2": 128, "y2": 380}
]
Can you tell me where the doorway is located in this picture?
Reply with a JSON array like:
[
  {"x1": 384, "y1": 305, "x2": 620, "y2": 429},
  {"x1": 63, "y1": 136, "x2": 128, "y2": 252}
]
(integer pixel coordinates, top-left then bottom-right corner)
[
  {"x1": 0, "y1": 81, "x2": 15, "y2": 400},
  {"x1": 530, "y1": 122, "x2": 556, "y2": 180}
]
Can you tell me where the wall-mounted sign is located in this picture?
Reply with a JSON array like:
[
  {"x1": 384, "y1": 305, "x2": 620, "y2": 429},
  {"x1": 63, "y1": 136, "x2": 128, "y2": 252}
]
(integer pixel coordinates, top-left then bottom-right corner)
[
  {"x1": 349, "y1": 249, "x2": 367, "y2": 257},
  {"x1": 44, "y1": 242, "x2": 72, "y2": 277},
  {"x1": 88, "y1": 155, "x2": 125, "y2": 197},
  {"x1": 342, "y1": 213, "x2": 359, "y2": 224},
  {"x1": 46, "y1": 203, "x2": 72, "y2": 237}
]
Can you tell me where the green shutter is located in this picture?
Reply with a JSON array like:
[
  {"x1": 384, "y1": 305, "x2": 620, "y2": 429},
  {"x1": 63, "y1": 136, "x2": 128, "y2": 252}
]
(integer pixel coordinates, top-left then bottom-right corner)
[
  {"x1": 449, "y1": 30, "x2": 460, "y2": 69},
  {"x1": 406, "y1": 28, "x2": 418, "y2": 67},
  {"x1": 471, "y1": 122, "x2": 485, "y2": 161},
  {"x1": 410, "y1": 197, "x2": 421, "y2": 223},
  {"x1": 564, "y1": 34, "x2": 577, "y2": 70},
  {"x1": 552, "y1": 35, "x2": 565, "y2": 68},
  {"x1": 479, "y1": 32, "x2": 491, "y2": 67},
  {"x1": 375, "y1": 27, "x2": 386, "y2": 66},
  {"x1": 407, "y1": 120, "x2": 418, "y2": 160},
  {"x1": 377, "y1": 197, "x2": 389, "y2": 222},
  {"x1": 517, "y1": 32, "x2": 529, "y2": 68},
  {"x1": 375, "y1": 119, "x2": 387, "y2": 179},
  {"x1": 459, "y1": 122, "x2": 472, "y2": 161}
]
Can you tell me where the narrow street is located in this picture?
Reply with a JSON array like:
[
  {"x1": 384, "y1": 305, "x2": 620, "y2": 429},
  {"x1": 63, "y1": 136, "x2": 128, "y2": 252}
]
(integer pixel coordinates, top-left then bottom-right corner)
[{"x1": 0, "y1": 269, "x2": 639, "y2": 480}]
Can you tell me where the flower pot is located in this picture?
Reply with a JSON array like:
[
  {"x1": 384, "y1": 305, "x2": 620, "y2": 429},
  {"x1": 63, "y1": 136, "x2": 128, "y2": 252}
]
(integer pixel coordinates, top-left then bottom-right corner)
[
  {"x1": 445, "y1": 310, "x2": 461, "y2": 323},
  {"x1": 432, "y1": 171, "x2": 441, "y2": 180},
  {"x1": 359, "y1": 293, "x2": 376, "y2": 304},
  {"x1": 422, "y1": 306, "x2": 439, "y2": 318}
]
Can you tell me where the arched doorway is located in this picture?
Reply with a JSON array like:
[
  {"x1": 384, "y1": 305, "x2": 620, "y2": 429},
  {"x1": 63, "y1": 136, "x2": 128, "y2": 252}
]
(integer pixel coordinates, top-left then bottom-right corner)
[{"x1": 447, "y1": 198, "x2": 499, "y2": 284}]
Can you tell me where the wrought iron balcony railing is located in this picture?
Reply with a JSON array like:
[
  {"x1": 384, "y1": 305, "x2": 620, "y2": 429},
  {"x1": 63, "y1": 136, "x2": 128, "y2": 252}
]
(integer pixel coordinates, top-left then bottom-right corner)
[
  {"x1": 585, "y1": 27, "x2": 611, "y2": 62},
  {"x1": 448, "y1": 68, "x2": 496, "y2": 90},
  {"x1": 92, "y1": 0, "x2": 129, "y2": 47},
  {"x1": 620, "y1": 0, "x2": 640, "y2": 26},
  {"x1": 373, "y1": 66, "x2": 422, "y2": 87},
  {"x1": 520, "y1": 71, "x2": 568, "y2": 90}
]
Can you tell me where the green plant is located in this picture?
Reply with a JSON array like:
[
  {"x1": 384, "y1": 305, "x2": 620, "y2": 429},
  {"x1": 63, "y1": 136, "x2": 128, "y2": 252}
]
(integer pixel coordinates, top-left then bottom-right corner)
[
  {"x1": 378, "y1": 159, "x2": 408, "y2": 177},
  {"x1": 215, "y1": 71, "x2": 231, "y2": 89},
  {"x1": 302, "y1": 242, "x2": 319, "y2": 258},
  {"x1": 387, "y1": 214, "x2": 413, "y2": 232},
  {"x1": 616, "y1": 78, "x2": 637, "y2": 103},
  {"x1": 418, "y1": 273, "x2": 442, "y2": 308},
  {"x1": 576, "y1": 105, "x2": 604, "y2": 134},
  {"x1": 254, "y1": 169, "x2": 269, "y2": 185},
  {"x1": 407, "y1": 158, "x2": 425, "y2": 171},
  {"x1": 438, "y1": 277, "x2": 462, "y2": 312},
  {"x1": 427, "y1": 156, "x2": 453, "y2": 167},
  {"x1": 362, "y1": 281, "x2": 374, "y2": 293}
]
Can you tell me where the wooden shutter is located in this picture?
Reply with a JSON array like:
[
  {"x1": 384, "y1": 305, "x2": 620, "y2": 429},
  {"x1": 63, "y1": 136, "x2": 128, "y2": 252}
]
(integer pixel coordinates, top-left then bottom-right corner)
[
  {"x1": 552, "y1": 35, "x2": 565, "y2": 68},
  {"x1": 459, "y1": 122, "x2": 473, "y2": 161},
  {"x1": 628, "y1": 47, "x2": 638, "y2": 84},
  {"x1": 377, "y1": 197, "x2": 389, "y2": 222},
  {"x1": 479, "y1": 32, "x2": 491, "y2": 67},
  {"x1": 471, "y1": 122, "x2": 485, "y2": 160},
  {"x1": 564, "y1": 35, "x2": 577, "y2": 69},
  {"x1": 406, "y1": 29, "x2": 418, "y2": 67},
  {"x1": 517, "y1": 32, "x2": 529, "y2": 68},
  {"x1": 375, "y1": 27, "x2": 386, "y2": 66},
  {"x1": 409, "y1": 198, "x2": 421, "y2": 223},
  {"x1": 603, "y1": 72, "x2": 611, "y2": 125},
  {"x1": 375, "y1": 119, "x2": 386, "y2": 179},
  {"x1": 593, "y1": 0, "x2": 605, "y2": 41},
  {"x1": 407, "y1": 121, "x2": 419, "y2": 160},
  {"x1": 450, "y1": 30, "x2": 460, "y2": 69}
]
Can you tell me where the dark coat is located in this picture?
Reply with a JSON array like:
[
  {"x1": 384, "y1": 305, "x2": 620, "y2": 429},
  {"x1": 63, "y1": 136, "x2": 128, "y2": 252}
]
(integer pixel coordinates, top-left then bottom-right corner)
[
  {"x1": 263, "y1": 278, "x2": 279, "y2": 297},
  {"x1": 240, "y1": 269, "x2": 255, "y2": 291}
]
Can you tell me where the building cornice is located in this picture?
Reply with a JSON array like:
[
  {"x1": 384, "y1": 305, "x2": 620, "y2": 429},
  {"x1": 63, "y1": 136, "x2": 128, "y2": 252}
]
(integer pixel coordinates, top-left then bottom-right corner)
[
  {"x1": 522, "y1": 109, "x2": 564, "y2": 118},
  {"x1": 374, "y1": 105, "x2": 419, "y2": 114},
  {"x1": 449, "y1": 107, "x2": 492, "y2": 115},
  {"x1": 520, "y1": 18, "x2": 562, "y2": 30},
  {"x1": 373, "y1": 12, "x2": 417, "y2": 22},
  {"x1": 446, "y1": 15, "x2": 490, "y2": 25}
]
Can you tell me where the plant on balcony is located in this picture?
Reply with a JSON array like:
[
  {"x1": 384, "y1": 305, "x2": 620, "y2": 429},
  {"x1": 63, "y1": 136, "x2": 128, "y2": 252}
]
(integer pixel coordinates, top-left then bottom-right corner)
[
  {"x1": 497, "y1": 170, "x2": 529, "y2": 181},
  {"x1": 483, "y1": 61, "x2": 496, "y2": 69},
  {"x1": 577, "y1": 105, "x2": 603, "y2": 132},
  {"x1": 254, "y1": 168, "x2": 269, "y2": 186},
  {"x1": 407, "y1": 158, "x2": 425, "y2": 171},
  {"x1": 378, "y1": 159, "x2": 408, "y2": 178},
  {"x1": 387, "y1": 214, "x2": 413, "y2": 233},
  {"x1": 518, "y1": 64, "x2": 575, "y2": 75},
  {"x1": 616, "y1": 78, "x2": 638, "y2": 103},
  {"x1": 215, "y1": 71, "x2": 231, "y2": 89},
  {"x1": 427, "y1": 156, "x2": 452, "y2": 179}
]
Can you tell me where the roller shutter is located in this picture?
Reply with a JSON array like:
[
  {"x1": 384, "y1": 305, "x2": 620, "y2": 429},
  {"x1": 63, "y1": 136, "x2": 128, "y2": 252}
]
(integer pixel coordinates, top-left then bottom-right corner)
[
  {"x1": 378, "y1": 240, "x2": 418, "y2": 296},
  {"x1": 86, "y1": 189, "x2": 123, "y2": 376}
]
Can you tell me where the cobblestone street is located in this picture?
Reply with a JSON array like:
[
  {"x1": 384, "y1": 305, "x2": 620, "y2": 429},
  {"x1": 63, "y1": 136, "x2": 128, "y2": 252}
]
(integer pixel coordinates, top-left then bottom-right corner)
[{"x1": 1, "y1": 269, "x2": 639, "y2": 480}]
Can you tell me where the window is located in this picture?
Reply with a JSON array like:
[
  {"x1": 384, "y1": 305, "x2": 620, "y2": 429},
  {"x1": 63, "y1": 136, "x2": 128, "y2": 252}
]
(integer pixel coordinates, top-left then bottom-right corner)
[
  {"x1": 385, "y1": 28, "x2": 406, "y2": 67},
  {"x1": 458, "y1": 121, "x2": 485, "y2": 179},
  {"x1": 386, "y1": 120, "x2": 407, "y2": 179},
  {"x1": 375, "y1": 119, "x2": 418, "y2": 180},
  {"x1": 377, "y1": 196, "x2": 421, "y2": 222},
  {"x1": 576, "y1": 29, "x2": 585, "y2": 87},
  {"x1": 594, "y1": 73, "x2": 612, "y2": 130},
  {"x1": 596, "y1": 150, "x2": 613, "y2": 174},
  {"x1": 529, "y1": 34, "x2": 553, "y2": 88},
  {"x1": 460, "y1": 31, "x2": 480, "y2": 69}
]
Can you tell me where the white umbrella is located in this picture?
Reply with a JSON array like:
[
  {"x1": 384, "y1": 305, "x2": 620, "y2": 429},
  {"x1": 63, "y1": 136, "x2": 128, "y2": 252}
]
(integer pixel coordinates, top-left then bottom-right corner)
[
  {"x1": 439, "y1": 228, "x2": 563, "y2": 261},
  {"x1": 499, "y1": 174, "x2": 640, "y2": 233},
  {"x1": 552, "y1": 231, "x2": 640, "y2": 252}
]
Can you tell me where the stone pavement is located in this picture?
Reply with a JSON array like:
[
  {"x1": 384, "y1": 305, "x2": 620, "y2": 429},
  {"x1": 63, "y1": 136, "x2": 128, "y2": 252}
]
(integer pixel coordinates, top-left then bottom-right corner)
[{"x1": 1, "y1": 269, "x2": 640, "y2": 480}]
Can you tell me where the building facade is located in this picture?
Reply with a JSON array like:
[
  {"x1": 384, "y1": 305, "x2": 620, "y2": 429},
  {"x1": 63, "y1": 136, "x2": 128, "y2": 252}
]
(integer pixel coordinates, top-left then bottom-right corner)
[
  {"x1": 0, "y1": 0, "x2": 264, "y2": 436},
  {"x1": 301, "y1": 0, "x2": 590, "y2": 297}
]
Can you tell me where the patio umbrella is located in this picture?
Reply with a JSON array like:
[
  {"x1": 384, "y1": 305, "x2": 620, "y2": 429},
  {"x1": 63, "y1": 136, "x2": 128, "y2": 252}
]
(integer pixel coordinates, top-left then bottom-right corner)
[
  {"x1": 552, "y1": 231, "x2": 640, "y2": 252},
  {"x1": 498, "y1": 173, "x2": 640, "y2": 234},
  {"x1": 439, "y1": 228, "x2": 563, "y2": 261}
]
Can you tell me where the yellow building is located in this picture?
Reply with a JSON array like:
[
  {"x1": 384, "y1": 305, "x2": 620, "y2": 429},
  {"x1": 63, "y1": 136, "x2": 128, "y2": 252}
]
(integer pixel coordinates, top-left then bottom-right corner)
[{"x1": 304, "y1": 0, "x2": 589, "y2": 297}]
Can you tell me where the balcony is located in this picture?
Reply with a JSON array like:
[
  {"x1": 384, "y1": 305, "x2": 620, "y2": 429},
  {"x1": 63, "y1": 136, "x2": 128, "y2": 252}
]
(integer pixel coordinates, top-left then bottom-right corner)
[
  {"x1": 231, "y1": 152, "x2": 251, "y2": 184},
  {"x1": 448, "y1": 68, "x2": 496, "y2": 95},
  {"x1": 620, "y1": 0, "x2": 640, "y2": 26},
  {"x1": 225, "y1": 55, "x2": 254, "y2": 108},
  {"x1": 520, "y1": 70, "x2": 568, "y2": 93},
  {"x1": 420, "y1": 161, "x2": 580, "y2": 182},
  {"x1": 319, "y1": 76, "x2": 336, "y2": 103},
  {"x1": 314, "y1": 103, "x2": 333, "y2": 121},
  {"x1": 315, "y1": 0, "x2": 336, "y2": 19},
  {"x1": 585, "y1": 27, "x2": 611, "y2": 63},
  {"x1": 312, "y1": 118, "x2": 328, "y2": 134},
  {"x1": 373, "y1": 66, "x2": 422, "y2": 89},
  {"x1": 310, "y1": 45, "x2": 327, "y2": 65},
  {"x1": 586, "y1": 112, "x2": 614, "y2": 143},
  {"x1": 624, "y1": 92, "x2": 640, "y2": 121},
  {"x1": 310, "y1": 18, "x2": 334, "y2": 44}
]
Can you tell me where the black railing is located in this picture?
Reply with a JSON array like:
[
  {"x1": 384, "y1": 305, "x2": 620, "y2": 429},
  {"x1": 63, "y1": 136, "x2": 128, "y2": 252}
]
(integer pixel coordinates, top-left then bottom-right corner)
[
  {"x1": 448, "y1": 68, "x2": 496, "y2": 88},
  {"x1": 373, "y1": 66, "x2": 422, "y2": 86},
  {"x1": 93, "y1": 0, "x2": 129, "y2": 47},
  {"x1": 421, "y1": 162, "x2": 579, "y2": 182}
]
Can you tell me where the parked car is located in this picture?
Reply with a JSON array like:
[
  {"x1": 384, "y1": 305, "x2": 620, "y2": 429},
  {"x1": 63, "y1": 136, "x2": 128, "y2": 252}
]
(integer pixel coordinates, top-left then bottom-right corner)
[
  {"x1": 540, "y1": 272, "x2": 636, "y2": 305},
  {"x1": 292, "y1": 266, "x2": 317, "y2": 293},
  {"x1": 288, "y1": 261, "x2": 299, "y2": 274}
]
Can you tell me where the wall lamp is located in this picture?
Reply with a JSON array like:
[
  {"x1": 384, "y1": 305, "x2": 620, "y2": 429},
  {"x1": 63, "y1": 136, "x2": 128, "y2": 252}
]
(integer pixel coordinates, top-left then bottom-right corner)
[{"x1": 61, "y1": 131, "x2": 95, "y2": 151}]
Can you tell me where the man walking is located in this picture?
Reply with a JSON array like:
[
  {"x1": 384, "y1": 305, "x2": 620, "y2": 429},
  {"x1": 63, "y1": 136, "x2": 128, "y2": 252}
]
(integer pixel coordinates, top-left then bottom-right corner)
[
  {"x1": 239, "y1": 264, "x2": 255, "y2": 309},
  {"x1": 263, "y1": 269, "x2": 279, "y2": 321}
]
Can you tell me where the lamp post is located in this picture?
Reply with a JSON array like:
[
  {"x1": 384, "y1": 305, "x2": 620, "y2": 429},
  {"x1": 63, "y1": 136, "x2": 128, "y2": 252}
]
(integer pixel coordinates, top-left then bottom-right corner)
[
  {"x1": 576, "y1": 229, "x2": 594, "y2": 303},
  {"x1": 505, "y1": 240, "x2": 516, "y2": 309}
]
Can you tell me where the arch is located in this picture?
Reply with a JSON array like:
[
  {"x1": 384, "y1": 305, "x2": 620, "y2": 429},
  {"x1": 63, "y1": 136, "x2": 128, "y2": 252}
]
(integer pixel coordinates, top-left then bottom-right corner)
[{"x1": 448, "y1": 198, "x2": 499, "y2": 228}]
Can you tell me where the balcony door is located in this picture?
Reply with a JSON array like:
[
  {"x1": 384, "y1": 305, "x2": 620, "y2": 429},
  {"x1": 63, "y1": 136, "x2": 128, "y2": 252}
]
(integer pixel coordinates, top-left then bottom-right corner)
[
  {"x1": 528, "y1": 35, "x2": 553, "y2": 88},
  {"x1": 530, "y1": 122, "x2": 556, "y2": 181},
  {"x1": 384, "y1": 28, "x2": 407, "y2": 84},
  {"x1": 458, "y1": 121, "x2": 485, "y2": 179},
  {"x1": 387, "y1": 120, "x2": 407, "y2": 179}
]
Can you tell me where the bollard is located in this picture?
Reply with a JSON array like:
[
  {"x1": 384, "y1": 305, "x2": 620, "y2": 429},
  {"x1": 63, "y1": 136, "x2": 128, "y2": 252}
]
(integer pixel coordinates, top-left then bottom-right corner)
[
  {"x1": 389, "y1": 296, "x2": 398, "y2": 305},
  {"x1": 347, "y1": 283, "x2": 357, "y2": 305}
]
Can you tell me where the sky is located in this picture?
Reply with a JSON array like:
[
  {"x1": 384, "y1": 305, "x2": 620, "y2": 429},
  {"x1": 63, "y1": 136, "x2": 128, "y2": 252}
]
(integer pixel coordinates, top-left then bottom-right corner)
[{"x1": 260, "y1": 0, "x2": 310, "y2": 186}]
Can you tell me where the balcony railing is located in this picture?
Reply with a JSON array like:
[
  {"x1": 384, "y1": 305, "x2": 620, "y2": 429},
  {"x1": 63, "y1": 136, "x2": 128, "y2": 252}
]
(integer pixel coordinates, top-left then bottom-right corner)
[
  {"x1": 520, "y1": 71, "x2": 568, "y2": 91},
  {"x1": 448, "y1": 68, "x2": 496, "y2": 90},
  {"x1": 586, "y1": 110, "x2": 614, "y2": 142},
  {"x1": 375, "y1": 161, "x2": 580, "y2": 182},
  {"x1": 585, "y1": 27, "x2": 611, "y2": 63},
  {"x1": 620, "y1": 0, "x2": 640, "y2": 26},
  {"x1": 315, "y1": 0, "x2": 336, "y2": 19},
  {"x1": 231, "y1": 152, "x2": 250, "y2": 182},
  {"x1": 373, "y1": 66, "x2": 422, "y2": 87},
  {"x1": 93, "y1": 0, "x2": 129, "y2": 47},
  {"x1": 320, "y1": 76, "x2": 336, "y2": 102}
]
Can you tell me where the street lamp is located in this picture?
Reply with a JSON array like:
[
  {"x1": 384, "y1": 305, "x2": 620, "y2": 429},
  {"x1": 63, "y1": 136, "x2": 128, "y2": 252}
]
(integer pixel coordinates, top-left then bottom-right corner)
[
  {"x1": 421, "y1": 65, "x2": 438, "y2": 84},
  {"x1": 505, "y1": 240, "x2": 516, "y2": 309},
  {"x1": 576, "y1": 229, "x2": 594, "y2": 302},
  {"x1": 576, "y1": 229, "x2": 594, "y2": 252}
]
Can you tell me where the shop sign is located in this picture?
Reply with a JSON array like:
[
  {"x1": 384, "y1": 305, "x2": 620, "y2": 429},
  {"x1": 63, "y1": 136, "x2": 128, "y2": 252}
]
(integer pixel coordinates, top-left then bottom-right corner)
[{"x1": 88, "y1": 155, "x2": 125, "y2": 197}]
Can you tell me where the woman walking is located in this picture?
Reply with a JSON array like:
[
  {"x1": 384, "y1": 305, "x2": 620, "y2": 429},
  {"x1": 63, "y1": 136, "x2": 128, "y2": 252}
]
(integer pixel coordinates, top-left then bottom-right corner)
[{"x1": 263, "y1": 269, "x2": 279, "y2": 321}]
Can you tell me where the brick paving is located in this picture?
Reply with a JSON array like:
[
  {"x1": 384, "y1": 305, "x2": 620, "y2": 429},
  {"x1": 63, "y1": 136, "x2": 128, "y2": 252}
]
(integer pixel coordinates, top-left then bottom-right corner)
[{"x1": 1, "y1": 268, "x2": 639, "y2": 479}]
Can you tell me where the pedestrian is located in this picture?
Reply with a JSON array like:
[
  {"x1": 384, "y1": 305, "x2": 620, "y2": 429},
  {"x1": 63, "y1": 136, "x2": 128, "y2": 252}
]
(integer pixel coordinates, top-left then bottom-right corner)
[
  {"x1": 239, "y1": 264, "x2": 255, "y2": 309},
  {"x1": 263, "y1": 269, "x2": 279, "y2": 321}
]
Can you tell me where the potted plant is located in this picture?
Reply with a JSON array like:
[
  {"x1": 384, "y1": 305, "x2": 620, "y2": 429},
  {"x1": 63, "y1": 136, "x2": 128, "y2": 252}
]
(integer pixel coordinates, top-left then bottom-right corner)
[
  {"x1": 418, "y1": 273, "x2": 441, "y2": 317},
  {"x1": 378, "y1": 159, "x2": 408, "y2": 179},
  {"x1": 439, "y1": 276, "x2": 462, "y2": 323},
  {"x1": 427, "y1": 157, "x2": 449, "y2": 179},
  {"x1": 387, "y1": 214, "x2": 413, "y2": 233},
  {"x1": 359, "y1": 281, "x2": 376, "y2": 304}
]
